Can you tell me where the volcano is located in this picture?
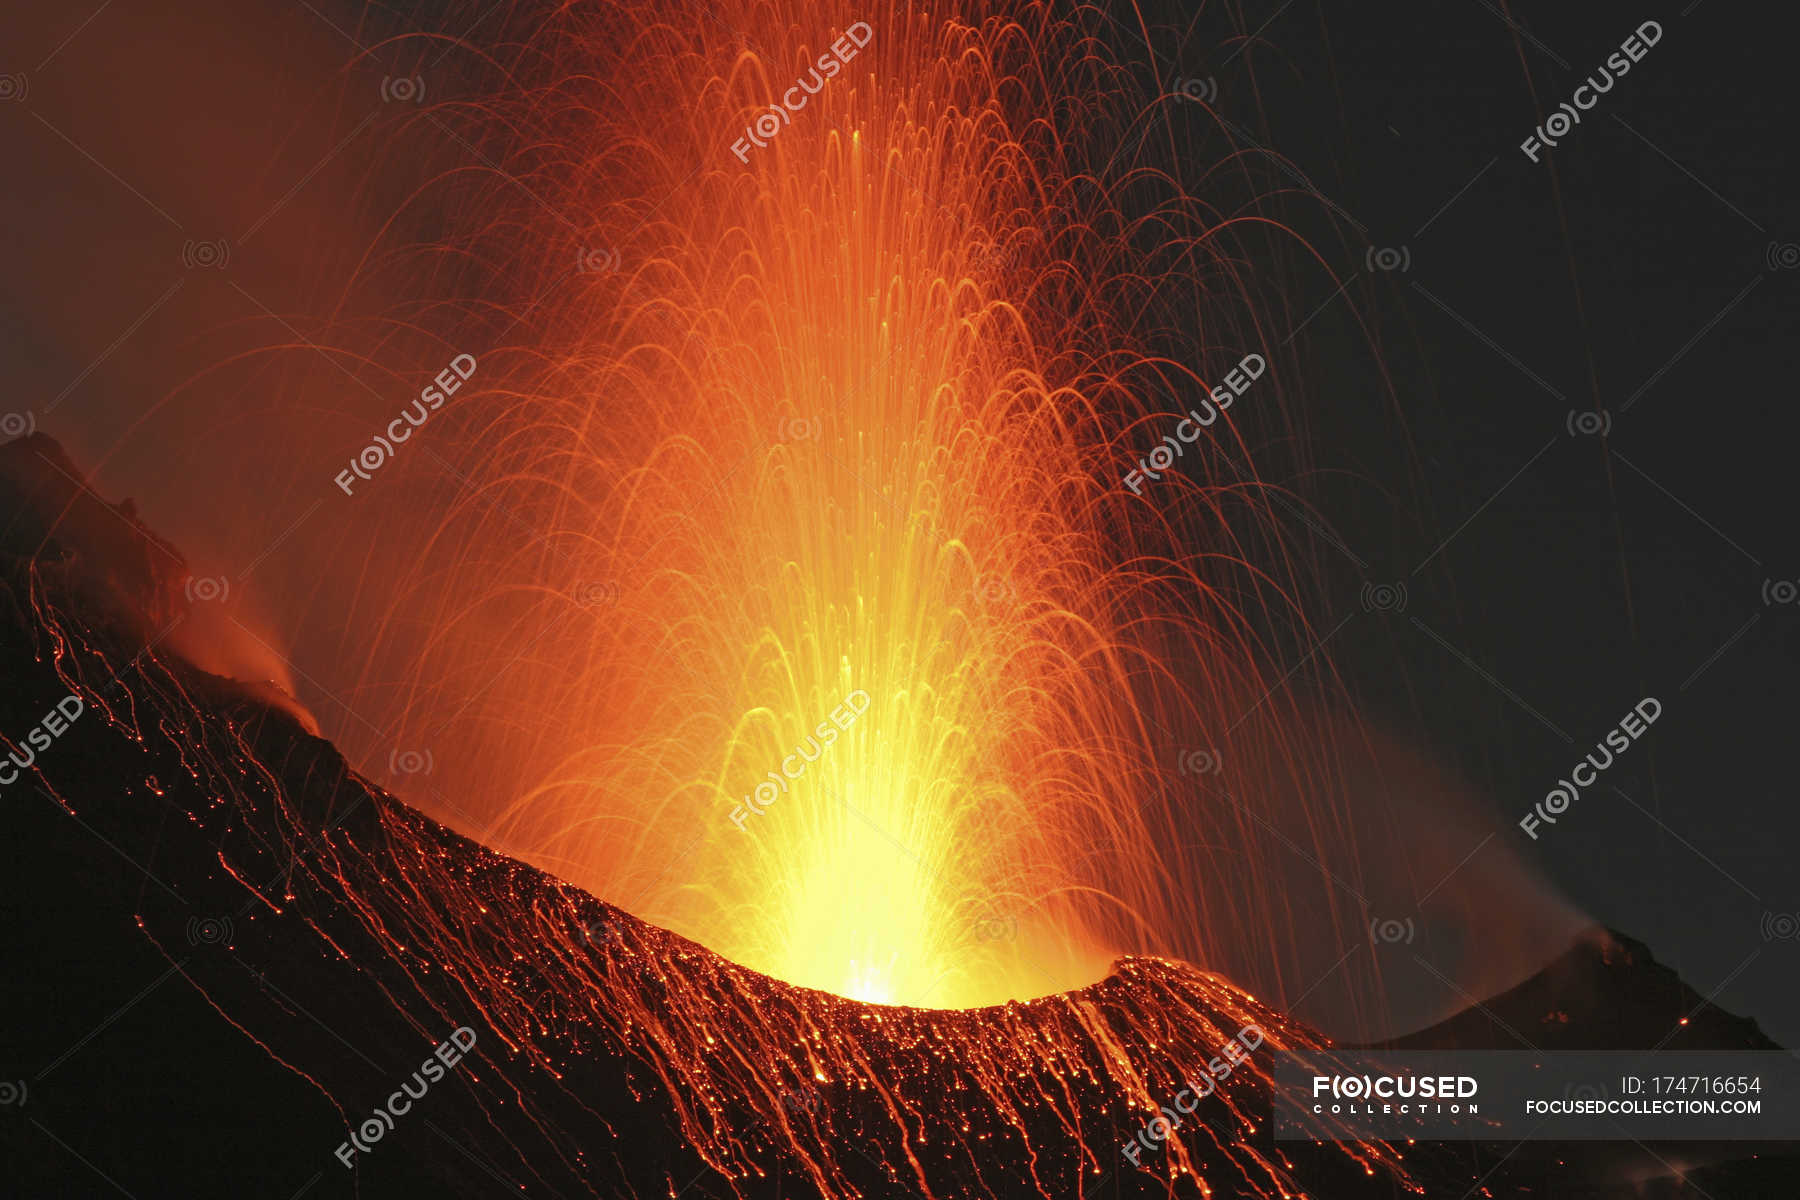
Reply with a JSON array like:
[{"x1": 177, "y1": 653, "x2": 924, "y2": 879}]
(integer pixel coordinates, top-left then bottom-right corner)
[{"x1": 2, "y1": 436, "x2": 1793, "y2": 1198}]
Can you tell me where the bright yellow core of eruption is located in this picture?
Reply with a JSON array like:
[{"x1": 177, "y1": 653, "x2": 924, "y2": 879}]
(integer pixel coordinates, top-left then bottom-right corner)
[
  {"x1": 477, "y1": 77, "x2": 1147, "y2": 1009},
  {"x1": 645, "y1": 306, "x2": 1132, "y2": 1012},
  {"x1": 711, "y1": 622, "x2": 1107, "y2": 1010},
  {"x1": 571, "y1": 91, "x2": 1128, "y2": 1011},
  {"x1": 423, "y1": 16, "x2": 1150, "y2": 1012}
]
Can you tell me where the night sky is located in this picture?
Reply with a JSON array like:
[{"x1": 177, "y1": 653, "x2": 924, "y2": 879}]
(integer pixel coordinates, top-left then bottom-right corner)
[{"x1": 1127, "y1": 0, "x2": 1798, "y2": 1043}]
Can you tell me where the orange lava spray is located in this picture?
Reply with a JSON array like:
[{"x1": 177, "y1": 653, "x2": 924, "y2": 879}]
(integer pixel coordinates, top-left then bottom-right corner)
[{"x1": 302, "y1": 0, "x2": 1370, "y2": 1019}]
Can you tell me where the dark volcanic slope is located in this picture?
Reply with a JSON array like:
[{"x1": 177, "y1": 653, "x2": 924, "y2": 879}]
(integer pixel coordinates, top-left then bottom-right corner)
[
  {"x1": 1388, "y1": 927, "x2": 1781, "y2": 1054},
  {"x1": 2, "y1": 437, "x2": 1792, "y2": 1200},
  {"x1": 1380, "y1": 929, "x2": 1796, "y2": 1200}
]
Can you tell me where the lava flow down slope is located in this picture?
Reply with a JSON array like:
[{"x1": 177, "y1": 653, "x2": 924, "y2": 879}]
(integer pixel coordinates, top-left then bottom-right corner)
[
  {"x1": 4, "y1": 439, "x2": 1790, "y2": 1199},
  {"x1": 0, "y1": 438, "x2": 1410, "y2": 1198}
]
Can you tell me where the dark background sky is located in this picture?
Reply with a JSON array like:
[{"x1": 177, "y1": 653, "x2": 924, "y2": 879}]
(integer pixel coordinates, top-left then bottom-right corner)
[{"x1": 1122, "y1": 0, "x2": 1797, "y2": 1043}]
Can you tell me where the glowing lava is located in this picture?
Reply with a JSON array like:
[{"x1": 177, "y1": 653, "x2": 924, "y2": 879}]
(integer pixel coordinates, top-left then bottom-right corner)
[
  {"x1": 19, "y1": 560, "x2": 1415, "y2": 1199},
  {"x1": 289, "y1": 0, "x2": 1357, "y2": 1014}
]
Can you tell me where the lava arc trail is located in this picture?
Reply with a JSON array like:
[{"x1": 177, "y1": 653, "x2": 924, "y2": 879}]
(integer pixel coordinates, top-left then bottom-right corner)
[{"x1": 322, "y1": 0, "x2": 1365, "y2": 1017}]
